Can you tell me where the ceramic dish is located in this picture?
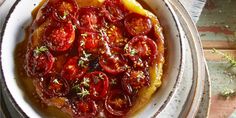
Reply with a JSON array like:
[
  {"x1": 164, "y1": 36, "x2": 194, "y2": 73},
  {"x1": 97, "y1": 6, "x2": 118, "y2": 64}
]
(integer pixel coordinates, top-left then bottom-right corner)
[{"x1": 0, "y1": 0, "x2": 185, "y2": 117}]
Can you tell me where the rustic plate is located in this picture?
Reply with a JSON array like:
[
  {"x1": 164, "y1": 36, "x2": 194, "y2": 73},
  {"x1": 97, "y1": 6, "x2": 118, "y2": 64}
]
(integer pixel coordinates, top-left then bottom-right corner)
[{"x1": 0, "y1": 0, "x2": 185, "y2": 117}]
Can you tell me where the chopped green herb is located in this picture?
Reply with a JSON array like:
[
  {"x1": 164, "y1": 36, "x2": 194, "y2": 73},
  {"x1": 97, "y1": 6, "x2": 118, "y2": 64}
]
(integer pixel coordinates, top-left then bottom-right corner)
[
  {"x1": 77, "y1": 87, "x2": 90, "y2": 98},
  {"x1": 81, "y1": 77, "x2": 90, "y2": 87},
  {"x1": 110, "y1": 79, "x2": 117, "y2": 85},
  {"x1": 81, "y1": 33, "x2": 88, "y2": 37},
  {"x1": 73, "y1": 25, "x2": 77, "y2": 30},
  {"x1": 34, "y1": 46, "x2": 48, "y2": 54},
  {"x1": 124, "y1": 44, "x2": 128, "y2": 51},
  {"x1": 53, "y1": 79, "x2": 60, "y2": 84},
  {"x1": 80, "y1": 40, "x2": 85, "y2": 46},
  {"x1": 130, "y1": 49, "x2": 137, "y2": 56},
  {"x1": 59, "y1": 11, "x2": 69, "y2": 20},
  {"x1": 98, "y1": 73, "x2": 104, "y2": 80},
  {"x1": 212, "y1": 48, "x2": 236, "y2": 68},
  {"x1": 72, "y1": 84, "x2": 81, "y2": 93},
  {"x1": 78, "y1": 59, "x2": 87, "y2": 68}
]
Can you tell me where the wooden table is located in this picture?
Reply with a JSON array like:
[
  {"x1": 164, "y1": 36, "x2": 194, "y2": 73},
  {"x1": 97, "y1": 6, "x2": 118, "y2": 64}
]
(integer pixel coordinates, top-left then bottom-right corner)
[{"x1": 197, "y1": 0, "x2": 236, "y2": 117}]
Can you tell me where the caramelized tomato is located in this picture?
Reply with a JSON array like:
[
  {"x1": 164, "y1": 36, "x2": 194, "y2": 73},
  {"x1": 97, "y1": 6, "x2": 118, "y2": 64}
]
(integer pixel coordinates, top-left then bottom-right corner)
[
  {"x1": 102, "y1": 0, "x2": 127, "y2": 22},
  {"x1": 83, "y1": 71, "x2": 109, "y2": 100},
  {"x1": 78, "y1": 7, "x2": 105, "y2": 31},
  {"x1": 124, "y1": 35, "x2": 158, "y2": 65},
  {"x1": 39, "y1": 73, "x2": 70, "y2": 97},
  {"x1": 44, "y1": 21, "x2": 75, "y2": 52},
  {"x1": 61, "y1": 56, "x2": 88, "y2": 82},
  {"x1": 99, "y1": 48, "x2": 128, "y2": 75},
  {"x1": 73, "y1": 99, "x2": 98, "y2": 117},
  {"x1": 124, "y1": 13, "x2": 152, "y2": 36},
  {"x1": 105, "y1": 89, "x2": 132, "y2": 116},
  {"x1": 25, "y1": 46, "x2": 54, "y2": 77}
]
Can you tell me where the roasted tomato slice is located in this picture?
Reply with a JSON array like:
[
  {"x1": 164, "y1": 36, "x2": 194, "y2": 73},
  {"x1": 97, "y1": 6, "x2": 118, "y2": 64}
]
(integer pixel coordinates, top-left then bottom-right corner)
[
  {"x1": 105, "y1": 24, "x2": 128, "y2": 48},
  {"x1": 82, "y1": 71, "x2": 109, "y2": 100},
  {"x1": 25, "y1": 46, "x2": 54, "y2": 77},
  {"x1": 124, "y1": 13, "x2": 152, "y2": 36},
  {"x1": 44, "y1": 21, "x2": 75, "y2": 52},
  {"x1": 72, "y1": 99, "x2": 98, "y2": 117},
  {"x1": 61, "y1": 56, "x2": 88, "y2": 82},
  {"x1": 40, "y1": 73, "x2": 70, "y2": 97},
  {"x1": 122, "y1": 69, "x2": 150, "y2": 93},
  {"x1": 78, "y1": 29, "x2": 110, "y2": 56},
  {"x1": 105, "y1": 89, "x2": 132, "y2": 116},
  {"x1": 124, "y1": 35, "x2": 158, "y2": 65},
  {"x1": 78, "y1": 7, "x2": 105, "y2": 30},
  {"x1": 99, "y1": 48, "x2": 128, "y2": 75},
  {"x1": 51, "y1": 0, "x2": 79, "y2": 22},
  {"x1": 102, "y1": 0, "x2": 127, "y2": 22}
]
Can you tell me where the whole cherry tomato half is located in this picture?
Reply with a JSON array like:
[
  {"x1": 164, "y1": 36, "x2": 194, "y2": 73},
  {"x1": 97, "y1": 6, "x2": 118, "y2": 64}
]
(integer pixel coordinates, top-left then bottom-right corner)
[
  {"x1": 72, "y1": 99, "x2": 98, "y2": 117},
  {"x1": 61, "y1": 56, "x2": 88, "y2": 82},
  {"x1": 105, "y1": 89, "x2": 132, "y2": 116},
  {"x1": 124, "y1": 13, "x2": 153, "y2": 36},
  {"x1": 122, "y1": 69, "x2": 150, "y2": 92},
  {"x1": 44, "y1": 21, "x2": 75, "y2": 52},
  {"x1": 99, "y1": 48, "x2": 128, "y2": 75},
  {"x1": 39, "y1": 73, "x2": 70, "y2": 97},
  {"x1": 82, "y1": 71, "x2": 109, "y2": 100},
  {"x1": 51, "y1": 0, "x2": 79, "y2": 22},
  {"x1": 25, "y1": 46, "x2": 54, "y2": 77},
  {"x1": 78, "y1": 7, "x2": 105, "y2": 31},
  {"x1": 124, "y1": 35, "x2": 158, "y2": 65},
  {"x1": 101, "y1": 0, "x2": 127, "y2": 23},
  {"x1": 105, "y1": 24, "x2": 128, "y2": 48}
]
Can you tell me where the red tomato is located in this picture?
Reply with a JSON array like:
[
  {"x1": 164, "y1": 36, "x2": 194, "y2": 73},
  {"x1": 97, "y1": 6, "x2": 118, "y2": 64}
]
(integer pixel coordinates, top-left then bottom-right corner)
[
  {"x1": 78, "y1": 29, "x2": 110, "y2": 56},
  {"x1": 124, "y1": 35, "x2": 158, "y2": 65},
  {"x1": 61, "y1": 56, "x2": 88, "y2": 82},
  {"x1": 78, "y1": 7, "x2": 105, "y2": 31},
  {"x1": 122, "y1": 69, "x2": 150, "y2": 91},
  {"x1": 105, "y1": 89, "x2": 132, "y2": 116},
  {"x1": 105, "y1": 24, "x2": 128, "y2": 48},
  {"x1": 39, "y1": 73, "x2": 70, "y2": 97},
  {"x1": 82, "y1": 71, "x2": 109, "y2": 100},
  {"x1": 99, "y1": 48, "x2": 128, "y2": 75},
  {"x1": 25, "y1": 47, "x2": 54, "y2": 77},
  {"x1": 72, "y1": 99, "x2": 98, "y2": 117},
  {"x1": 101, "y1": 0, "x2": 127, "y2": 22},
  {"x1": 124, "y1": 13, "x2": 152, "y2": 36},
  {"x1": 44, "y1": 21, "x2": 75, "y2": 52}
]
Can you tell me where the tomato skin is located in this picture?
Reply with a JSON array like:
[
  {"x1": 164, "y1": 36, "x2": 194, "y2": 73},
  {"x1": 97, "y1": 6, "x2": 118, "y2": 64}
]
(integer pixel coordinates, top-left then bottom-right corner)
[
  {"x1": 105, "y1": 24, "x2": 128, "y2": 48},
  {"x1": 72, "y1": 99, "x2": 98, "y2": 117},
  {"x1": 78, "y1": 7, "x2": 106, "y2": 31},
  {"x1": 105, "y1": 89, "x2": 132, "y2": 116},
  {"x1": 39, "y1": 73, "x2": 70, "y2": 97},
  {"x1": 44, "y1": 21, "x2": 75, "y2": 52},
  {"x1": 83, "y1": 71, "x2": 109, "y2": 100},
  {"x1": 61, "y1": 56, "x2": 88, "y2": 82},
  {"x1": 101, "y1": 0, "x2": 127, "y2": 23},
  {"x1": 124, "y1": 13, "x2": 153, "y2": 36},
  {"x1": 99, "y1": 48, "x2": 129, "y2": 75},
  {"x1": 124, "y1": 35, "x2": 158, "y2": 65},
  {"x1": 25, "y1": 48, "x2": 54, "y2": 77}
]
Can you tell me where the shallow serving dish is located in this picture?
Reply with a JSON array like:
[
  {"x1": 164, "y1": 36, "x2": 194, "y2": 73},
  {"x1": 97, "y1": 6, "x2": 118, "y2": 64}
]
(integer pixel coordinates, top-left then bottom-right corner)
[{"x1": 0, "y1": 0, "x2": 186, "y2": 117}]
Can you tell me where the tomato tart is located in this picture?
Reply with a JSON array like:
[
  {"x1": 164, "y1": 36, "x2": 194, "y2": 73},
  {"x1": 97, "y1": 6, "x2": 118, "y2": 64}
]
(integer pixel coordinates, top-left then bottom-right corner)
[{"x1": 18, "y1": 0, "x2": 165, "y2": 117}]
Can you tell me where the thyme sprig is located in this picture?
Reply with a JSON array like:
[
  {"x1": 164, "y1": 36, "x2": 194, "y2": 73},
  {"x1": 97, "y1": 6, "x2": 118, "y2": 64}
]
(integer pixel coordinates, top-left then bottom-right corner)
[{"x1": 212, "y1": 48, "x2": 236, "y2": 68}]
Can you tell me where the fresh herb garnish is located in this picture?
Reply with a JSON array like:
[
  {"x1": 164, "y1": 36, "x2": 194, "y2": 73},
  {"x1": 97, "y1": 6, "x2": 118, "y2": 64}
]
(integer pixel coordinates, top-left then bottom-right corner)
[
  {"x1": 81, "y1": 77, "x2": 90, "y2": 87},
  {"x1": 59, "y1": 11, "x2": 69, "y2": 20},
  {"x1": 34, "y1": 46, "x2": 48, "y2": 54},
  {"x1": 77, "y1": 87, "x2": 90, "y2": 98},
  {"x1": 130, "y1": 49, "x2": 137, "y2": 56},
  {"x1": 212, "y1": 48, "x2": 236, "y2": 68}
]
